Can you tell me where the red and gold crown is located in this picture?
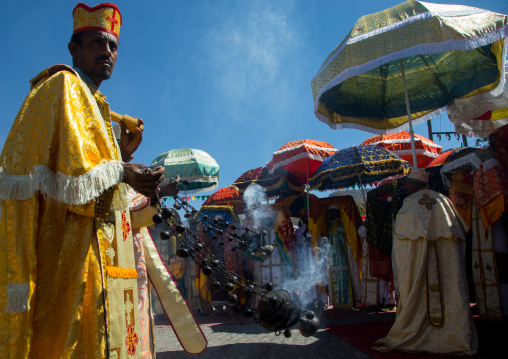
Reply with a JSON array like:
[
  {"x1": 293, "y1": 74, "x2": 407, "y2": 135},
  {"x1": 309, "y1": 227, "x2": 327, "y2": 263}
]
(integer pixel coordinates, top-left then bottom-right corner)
[{"x1": 73, "y1": 3, "x2": 122, "y2": 39}]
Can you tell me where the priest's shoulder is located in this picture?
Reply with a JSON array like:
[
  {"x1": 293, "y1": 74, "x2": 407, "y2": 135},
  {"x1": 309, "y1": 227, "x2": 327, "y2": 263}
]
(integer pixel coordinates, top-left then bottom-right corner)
[{"x1": 28, "y1": 64, "x2": 78, "y2": 91}]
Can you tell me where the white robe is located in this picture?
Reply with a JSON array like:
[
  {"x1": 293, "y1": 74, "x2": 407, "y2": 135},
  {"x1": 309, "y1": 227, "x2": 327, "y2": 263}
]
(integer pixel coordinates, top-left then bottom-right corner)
[{"x1": 373, "y1": 189, "x2": 477, "y2": 355}]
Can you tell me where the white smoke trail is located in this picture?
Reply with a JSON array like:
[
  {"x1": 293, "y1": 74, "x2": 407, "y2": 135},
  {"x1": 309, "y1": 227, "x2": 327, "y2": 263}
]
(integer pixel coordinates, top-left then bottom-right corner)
[
  {"x1": 282, "y1": 234, "x2": 332, "y2": 308},
  {"x1": 243, "y1": 183, "x2": 270, "y2": 229}
]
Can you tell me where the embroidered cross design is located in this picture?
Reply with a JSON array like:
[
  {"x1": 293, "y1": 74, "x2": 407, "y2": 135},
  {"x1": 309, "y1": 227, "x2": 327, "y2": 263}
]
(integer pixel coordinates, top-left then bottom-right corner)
[
  {"x1": 107, "y1": 8, "x2": 119, "y2": 31},
  {"x1": 474, "y1": 261, "x2": 479, "y2": 271},
  {"x1": 418, "y1": 193, "x2": 437, "y2": 210},
  {"x1": 125, "y1": 294, "x2": 134, "y2": 325},
  {"x1": 486, "y1": 263, "x2": 493, "y2": 273},
  {"x1": 106, "y1": 247, "x2": 116, "y2": 266},
  {"x1": 125, "y1": 324, "x2": 139, "y2": 356}
]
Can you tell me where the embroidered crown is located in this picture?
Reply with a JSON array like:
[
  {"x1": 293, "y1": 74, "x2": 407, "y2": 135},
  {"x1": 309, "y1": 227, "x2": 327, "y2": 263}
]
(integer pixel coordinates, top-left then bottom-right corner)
[{"x1": 73, "y1": 3, "x2": 122, "y2": 39}]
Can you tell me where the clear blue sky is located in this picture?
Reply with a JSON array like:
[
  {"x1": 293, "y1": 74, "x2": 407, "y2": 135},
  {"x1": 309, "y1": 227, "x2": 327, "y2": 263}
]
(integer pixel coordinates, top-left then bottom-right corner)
[{"x1": 1, "y1": 0, "x2": 506, "y2": 208}]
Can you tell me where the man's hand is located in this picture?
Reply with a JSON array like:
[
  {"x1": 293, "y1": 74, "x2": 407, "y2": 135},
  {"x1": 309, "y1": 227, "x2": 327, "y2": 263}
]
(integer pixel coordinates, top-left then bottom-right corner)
[
  {"x1": 119, "y1": 118, "x2": 144, "y2": 162},
  {"x1": 122, "y1": 163, "x2": 164, "y2": 197},
  {"x1": 158, "y1": 176, "x2": 180, "y2": 198}
]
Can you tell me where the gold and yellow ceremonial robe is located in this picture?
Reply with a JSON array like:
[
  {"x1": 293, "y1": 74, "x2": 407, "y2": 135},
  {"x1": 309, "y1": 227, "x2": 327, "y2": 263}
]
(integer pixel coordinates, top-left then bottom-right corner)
[{"x1": 0, "y1": 66, "x2": 206, "y2": 358}]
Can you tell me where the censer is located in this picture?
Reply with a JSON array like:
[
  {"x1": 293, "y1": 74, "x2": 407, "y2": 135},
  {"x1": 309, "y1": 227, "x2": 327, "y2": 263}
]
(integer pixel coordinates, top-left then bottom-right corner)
[{"x1": 151, "y1": 194, "x2": 319, "y2": 338}]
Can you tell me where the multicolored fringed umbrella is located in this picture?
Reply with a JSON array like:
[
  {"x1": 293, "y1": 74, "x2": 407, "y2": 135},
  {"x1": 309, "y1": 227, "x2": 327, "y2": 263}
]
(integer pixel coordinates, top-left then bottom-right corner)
[
  {"x1": 266, "y1": 139, "x2": 337, "y2": 184},
  {"x1": 309, "y1": 145, "x2": 410, "y2": 201},
  {"x1": 202, "y1": 185, "x2": 245, "y2": 214},
  {"x1": 448, "y1": 79, "x2": 508, "y2": 138},
  {"x1": 360, "y1": 131, "x2": 442, "y2": 168},
  {"x1": 232, "y1": 167, "x2": 305, "y2": 198},
  {"x1": 151, "y1": 148, "x2": 219, "y2": 195},
  {"x1": 312, "y1": 0, "x2": 507, "y2": 166}
]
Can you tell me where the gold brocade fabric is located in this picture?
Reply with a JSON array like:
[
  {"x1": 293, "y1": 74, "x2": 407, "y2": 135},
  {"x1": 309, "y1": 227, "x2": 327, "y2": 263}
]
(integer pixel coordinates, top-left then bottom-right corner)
[
  {"x1": 0, "y1": 67, "x2": 142, "y2": 358},
  {"x1": 373, "y1": 189, "x2": 477, "y2": 355},
  {"x1": 0, "y1": 67, "x2": 125, "y2": 207}
]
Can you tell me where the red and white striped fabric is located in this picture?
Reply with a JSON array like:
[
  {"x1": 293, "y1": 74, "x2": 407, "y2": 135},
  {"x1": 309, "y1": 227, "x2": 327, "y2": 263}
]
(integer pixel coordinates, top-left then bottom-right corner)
[
  {"x1": 360, "y1": 131, "x2": 441, "y2": 168},
  {"x1": 266, "y1": 139, "x2": 337, "y2": 183}
]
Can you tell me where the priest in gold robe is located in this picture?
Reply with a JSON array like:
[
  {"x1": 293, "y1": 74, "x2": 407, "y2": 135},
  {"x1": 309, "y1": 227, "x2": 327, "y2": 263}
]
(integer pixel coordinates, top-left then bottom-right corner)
[
  {"x1": 373, "y1": 168, "x2": 477, "y2": 355},
  {"x1": 0, "y1": 3, "x2": 206, "y2": 358}
]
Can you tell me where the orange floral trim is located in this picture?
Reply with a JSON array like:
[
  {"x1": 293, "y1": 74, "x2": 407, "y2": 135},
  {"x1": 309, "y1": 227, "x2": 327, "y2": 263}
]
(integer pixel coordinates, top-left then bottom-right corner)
[
  {"x1": 105, "y1": 266, "x2": 138, "y2": 279},
  {"x1": 121, "y1": 212, "x2": 131, "y2": 241},
  {"x1": 125, "y1": 324, "x2": 139, "y2": 355}
]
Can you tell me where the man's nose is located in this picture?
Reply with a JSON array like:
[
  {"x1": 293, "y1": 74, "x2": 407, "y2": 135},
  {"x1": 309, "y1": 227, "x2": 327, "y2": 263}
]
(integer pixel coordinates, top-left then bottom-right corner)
[{"x1": 101, "y1": 43, "x2": 112, "y2": 56}]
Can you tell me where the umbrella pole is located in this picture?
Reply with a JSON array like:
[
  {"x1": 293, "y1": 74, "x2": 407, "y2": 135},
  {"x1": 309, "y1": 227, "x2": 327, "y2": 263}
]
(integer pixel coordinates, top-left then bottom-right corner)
[
  {"x1": 358, "y1": 175, "x2": 366, "y2": 204},
  {"x1": 400, "y1": 59, "x2": 418, "y2": 169},
  {"x1": 184, "y1": 184, "x2": 188, "y2": 228},
  {"x1": 307, "y1": 159, "x2": 310, "y2": 219}
]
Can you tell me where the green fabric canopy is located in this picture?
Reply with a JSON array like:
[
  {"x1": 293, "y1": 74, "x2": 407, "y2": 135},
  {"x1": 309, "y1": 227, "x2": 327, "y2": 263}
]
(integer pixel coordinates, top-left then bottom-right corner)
[
  {"x1": 151, "y1": 148, "x2": 219, "y2": 195},
  {"x1": 312, "y1": 0, "x2": 508, "y2": 134}
]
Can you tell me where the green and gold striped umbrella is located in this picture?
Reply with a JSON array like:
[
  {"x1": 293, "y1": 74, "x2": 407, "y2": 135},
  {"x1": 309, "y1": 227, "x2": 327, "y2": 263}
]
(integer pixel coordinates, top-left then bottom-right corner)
[{"x1": 312, "y1": 0, "x2": 507, "y2": 136}]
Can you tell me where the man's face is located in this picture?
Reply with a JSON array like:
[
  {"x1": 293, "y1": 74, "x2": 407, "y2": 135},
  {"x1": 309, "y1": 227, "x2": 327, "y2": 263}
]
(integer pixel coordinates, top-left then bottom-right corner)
[{"x1": 68, "y1": 30, "x2": 118, "y2": 87}]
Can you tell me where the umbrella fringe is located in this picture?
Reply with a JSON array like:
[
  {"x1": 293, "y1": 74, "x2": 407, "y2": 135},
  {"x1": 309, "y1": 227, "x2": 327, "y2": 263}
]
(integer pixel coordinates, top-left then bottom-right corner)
[
  {"x1": 315, "y1": 107, "x2": 445, "y2": 135},
  {"x1": 267, "y1": 152, "x2": 333, "y2": 172}
]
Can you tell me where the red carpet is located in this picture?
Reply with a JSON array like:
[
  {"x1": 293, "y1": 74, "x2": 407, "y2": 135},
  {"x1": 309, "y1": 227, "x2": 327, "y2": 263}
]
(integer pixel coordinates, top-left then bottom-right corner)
[{"x1": 326, "y1": 320, "x2": 505, "y2": 359}]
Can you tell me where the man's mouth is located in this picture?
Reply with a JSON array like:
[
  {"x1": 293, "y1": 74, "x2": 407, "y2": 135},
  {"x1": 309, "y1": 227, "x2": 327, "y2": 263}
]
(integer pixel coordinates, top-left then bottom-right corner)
[{"x1": 96, "y1": 58, "x2": 112, "y2": 66}]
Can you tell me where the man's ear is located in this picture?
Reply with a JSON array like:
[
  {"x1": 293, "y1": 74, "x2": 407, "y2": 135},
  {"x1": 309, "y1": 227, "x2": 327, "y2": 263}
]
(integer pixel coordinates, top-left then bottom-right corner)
[{"x1": 68, "y1": 42, "x2": 78, "y2": 59}]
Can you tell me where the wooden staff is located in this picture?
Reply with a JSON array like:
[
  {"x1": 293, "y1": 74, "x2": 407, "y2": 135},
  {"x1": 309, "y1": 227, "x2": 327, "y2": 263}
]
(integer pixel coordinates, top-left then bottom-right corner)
[{"x1": 110, "y1": 111, "x2": 145, "y2": 133}]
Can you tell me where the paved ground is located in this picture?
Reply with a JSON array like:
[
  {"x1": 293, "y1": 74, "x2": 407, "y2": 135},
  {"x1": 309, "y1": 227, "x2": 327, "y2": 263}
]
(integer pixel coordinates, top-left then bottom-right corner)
[{"x1": 154, "y1": 307, "x2": 396, "y2": 359}]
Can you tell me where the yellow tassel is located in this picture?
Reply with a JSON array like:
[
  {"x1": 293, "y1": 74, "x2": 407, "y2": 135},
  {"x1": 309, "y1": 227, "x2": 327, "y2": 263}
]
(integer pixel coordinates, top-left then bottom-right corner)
[{"x1": 106, "y1": 266, "x2": 138, "y2": 279}]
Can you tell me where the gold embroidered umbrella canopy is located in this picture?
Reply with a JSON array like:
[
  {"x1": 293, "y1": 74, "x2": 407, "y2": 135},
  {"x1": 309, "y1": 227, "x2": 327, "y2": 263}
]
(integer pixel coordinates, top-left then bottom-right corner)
[{"x1": 311, "y1": 0, "x2": 508, "y2": 167}]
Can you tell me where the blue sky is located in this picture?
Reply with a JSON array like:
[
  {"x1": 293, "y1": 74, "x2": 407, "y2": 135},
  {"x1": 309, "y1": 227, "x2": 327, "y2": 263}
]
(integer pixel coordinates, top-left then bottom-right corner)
[{"x1": 1, "y1": 0, "x2": 506, "y2": 208}]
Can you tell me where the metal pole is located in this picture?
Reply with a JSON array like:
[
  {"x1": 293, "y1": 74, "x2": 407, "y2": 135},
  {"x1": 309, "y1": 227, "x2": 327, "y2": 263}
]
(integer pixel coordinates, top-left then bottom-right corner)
[
  {"x1": 400, "y1": 59, "x2": 418, "y2": 168},
  {"x1": 462, "y1": 134, "x2": 468, "y2": 147},
  {"x1": 306, "y1": 159, "x2": 310, "y2": 219},
  {"x1": 358, "y1": 175, "x2": 366, "y2": 204},
  {"x1": 427, "y1": 119, "x2": 434, "y2": 141}
]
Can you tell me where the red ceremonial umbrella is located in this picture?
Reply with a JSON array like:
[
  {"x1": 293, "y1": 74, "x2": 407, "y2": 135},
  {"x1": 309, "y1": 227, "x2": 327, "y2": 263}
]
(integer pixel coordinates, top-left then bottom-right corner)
[
  {"x1": 202, "y1": 186, "x2": 245, "y2": 213},
  {"x1": 360, "y1": 131, "x2": 442, "y2": 168},
  {"x1": 266, "y1": 139, "x2": 337, "y2": 184},
  {"x1": 426, "y1": 147, "x2": 474, "y2": 168}
]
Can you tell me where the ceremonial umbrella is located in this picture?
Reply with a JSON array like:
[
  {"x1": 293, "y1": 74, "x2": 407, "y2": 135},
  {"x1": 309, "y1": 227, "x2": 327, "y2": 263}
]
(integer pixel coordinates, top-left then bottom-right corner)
[
  {"x1": 266, "y1": 139, "x2": 337, "y2": 216},
  {"x1": 232, "y1": 167, "x2": 305, "y2": 199},
  {"x1": 265, "y1": 139, "x2": 337, "y2": 184},
  {"x1": 447, "y1": 75, "x2": 508, "y2": 138},
  {"x1": 360, "y1": 131, "x2": 442, "y2": 168},
  {"x1": 440, "y1": 148, "x2": 499, "y2": 189},
  {"x1": 309, "y1": 145, "x2": 410, "y2": 202},
  {"x1": 426, "y1": 147, "x2": 474, "y2": 168},
  {"x1": 232, "y1": 167, "x2": 265, "y2": 192},
  {"x1": 202, "y1": 186, "x2": 245, "y2": 214},
  {"x1": 311, "y1": 0, "x2": 508, "y2": 167},
  {"x1": 150, "y1": 148, "x2": 219, "y2": 195}
]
